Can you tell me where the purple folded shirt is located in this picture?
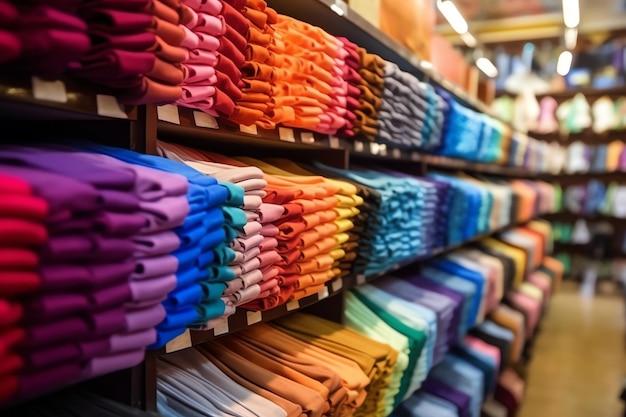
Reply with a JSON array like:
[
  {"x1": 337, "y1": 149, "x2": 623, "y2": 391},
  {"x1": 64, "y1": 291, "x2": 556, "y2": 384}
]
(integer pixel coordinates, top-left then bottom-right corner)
[
  {"x1": 109, "y1": 328, "x2": 156, "y2": 352},
  {"x1": 132, "y1": 231, "x2": 181, "y2": 258},
  {"x1": 41, "y1": 234, "x2": 135, "y2": 263},
  {"x1": 131, "y1": 255, "x2": 179, "y2": 280},
  {"x1": 406, "y1": 275, "x2": 464, "y2": 345},
  {"x1": 40, "y1": 262, "x2": 135, "y2": 291},
  {"x1": 421, "y1": 378, "x2": 472, "y2": 417},
  {"x1": 124, "y1": 303, "x2": 166, "y2": 332},
  {"x1": 80, "y1": 349, "x2": 145, "y2": 379}
]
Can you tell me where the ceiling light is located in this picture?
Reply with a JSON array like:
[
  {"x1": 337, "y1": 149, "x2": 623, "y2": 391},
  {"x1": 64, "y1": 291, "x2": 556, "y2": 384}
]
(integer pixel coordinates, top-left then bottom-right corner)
[
  {"x1": 562, "y1": 0, "x2": 580, "y2": 28},
  {"x1": 476, "y1": 57, "x2": 498, "y2": 78},
  {"x1": 330, "y1": 3, "x2": 344, "y2": 16},
  {"x1": 461, "y1": 32, "x2": 477, "y2": 47},
  {"x1": 564, "y1": 27, "x2": 578, "y2": 49},
  {"x1": 438, "y1": 0, "x2": 469, "y2": 35},
  {"x1": 557, "y1": 50, "x2": 573, "y2": 76}
]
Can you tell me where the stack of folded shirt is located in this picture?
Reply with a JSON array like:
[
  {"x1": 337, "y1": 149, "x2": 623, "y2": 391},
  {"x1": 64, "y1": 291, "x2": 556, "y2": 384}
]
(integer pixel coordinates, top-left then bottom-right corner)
[
  {"x1": 314, "y1": 165, "x2": 443, "y2": 275},
  {"x1": 77, "y1": 144, "x2": 231, "y2": 346},
  {"x1": 354, "y1": 49, "x2": 385, "y2": 141},
  {"x1": 437, "y1": 91, "x2": 484, "y2": 162},
  {"x1": 157, "y1": 141, "x2": 283, "y2": 315},
  {"x1": 0, "y1": 1, "x2": 21, "y2": 65},
  {"x1": 419, "y1": 83, "x2": 446, "y2": 151},
  {"x1": 157, "y1": 315, "x2": 397, "y2": 417},
  {"x1": 424, "y1": 354, "x2": 485, "y2": 417},
  {"x1": 273, "y1": 314, "x2": 398, "y2": 417},
  {"x1": 227, "y1": 0, "x2": 278, "y2": 126},
  {"x1": 176, "y1": 0, "x2": 247, "y2": 117},
  {"x1": 372, "y1": 277, "x2": 456, "y2": 366},
  {"x1": 235, "y1": 157, "x2": 348, "y2": 302},
  {"x1": 452, "y1": 335, "x2": 500, "y2": 397},
  {"x1": 72, "y1": 0, "x2": 187, "y2": 104},
  {"x1": 266, "y1": 15, "x2": 340, "y2": 133},
  {"x1": 352, "y1": 284, "x2": 434, "y2": 397},
  {"x1": 10, "y1": 0, "x2": 89, "y2": 76},
  {"x1": 0, "y1": 172, "x2": 48, "y2": 404},
  {"x1": 343, "y1": 292, "x2": 410, "y2": 414},
  {"x1": 262, "y1": 159, "x2": 363, "y2": 280},
  {"x1": 337, "y1": 36, "x2": 361, "y2": 139},
  {"x1": 377, "y1": 61, "x2": 425, "y2": 149},
  {"x1": 427, "y1": 173, "x2": 487, "y2": 245},
  {"x1": 0, "y1": 145, "x2": 195, "y2": 403}
]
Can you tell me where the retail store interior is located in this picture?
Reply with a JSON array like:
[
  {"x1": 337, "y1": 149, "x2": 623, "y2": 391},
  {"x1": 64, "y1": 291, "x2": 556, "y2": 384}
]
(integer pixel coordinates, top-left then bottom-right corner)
[{"x1": 0, "y1": 0, "x2": 625, "y2": 416}]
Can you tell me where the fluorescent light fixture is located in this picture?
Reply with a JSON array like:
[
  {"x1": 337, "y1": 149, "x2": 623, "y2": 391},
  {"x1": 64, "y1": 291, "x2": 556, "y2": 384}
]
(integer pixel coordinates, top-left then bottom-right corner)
[
  {"x1": 476, "y1": 57, "x2": 498, "y2": 78},
  {"x1": 438, "y1": 0, "x2": 468, "y2": 35},
  {"x1": 557, "y1": 50, "x2": 573, "y2": 76},
  {"x1": 461, "y1": 32, "x2": 477, "y2": 47},
  {"x1": 562, "y1": 0, "x2": 579, "y2": 28},
  {"x1": 329, "y1": 3, "x2": 344, "y2": 16},
  {"x1": 564, "y1": 27, "x2": 578, "y2": 49}
]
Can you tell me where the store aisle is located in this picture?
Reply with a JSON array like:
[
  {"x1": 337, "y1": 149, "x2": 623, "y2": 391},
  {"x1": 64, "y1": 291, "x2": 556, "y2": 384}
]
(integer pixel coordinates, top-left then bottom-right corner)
[{"x1": 520, "y1": 281, "x2": 626, "y2": 417}]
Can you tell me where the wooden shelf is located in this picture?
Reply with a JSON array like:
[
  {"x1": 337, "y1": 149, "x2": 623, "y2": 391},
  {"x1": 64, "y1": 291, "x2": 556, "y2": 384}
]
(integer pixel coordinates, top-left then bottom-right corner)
[
  {"x1": 156, "y1": 105, "x2": 540, "y2": 177},
  {"x1": 154, "y1": 214, "x2": 546, "y2": 354},
  {"x1": 0, "y1": 73, "x2": 137, "y2": 121}
]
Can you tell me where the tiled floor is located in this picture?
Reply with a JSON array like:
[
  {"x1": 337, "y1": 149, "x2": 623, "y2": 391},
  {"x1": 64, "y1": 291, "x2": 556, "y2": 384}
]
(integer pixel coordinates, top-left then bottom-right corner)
[{"x1": 519, "y1": 281, "x2": 626, "y2": 417}]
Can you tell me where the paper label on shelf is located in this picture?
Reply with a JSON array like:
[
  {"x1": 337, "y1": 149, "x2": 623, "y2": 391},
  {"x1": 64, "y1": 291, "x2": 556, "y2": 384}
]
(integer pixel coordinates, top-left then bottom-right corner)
[
  {"x1": 286, "y1": 300, "x2": 300, "y2": 311},
  {"x1": 369, "y1": 142, "x2": 380, "y2": 155},
  {"x1": 213, "y1": 317, "x2": 229, "y2": 336},
  {"x1": 32, "y1": 77, "x2": 67, "y2": 103},
  {"x1": 96, "y1": 95, "x2": 128, "y2": 119},
  {"x1": 379, "y1": 144, "x2": 387, "y2": 156},
  {"x1": 157, "y1": 105, "x2": 180, "y2": 124},
  {"x1": 331, "y1": 279, "x2": 343, "y2": 292},
  {"x1": 246, "y1": 311, "x2": 263, "y2": 326},
  {"x1": 240, "y1": 124, "x2": 258, "y2": 135},
  {"x1": 356, "y1": 275, "x2": 366, "y2": 285},
  {"x1": 354, "y1": 141, "x2": 364, "y2": 152},
  {"x1": 411, "y1": 152, "x2": 420, "y2": 161},
  {"x1": 329, "y1": 136, "x2": 340, "y2": 149},
  {"x1": 301, "y1": 132, "x2": 315, "y2": 144},
  {"x1": 278, "y1": 127, "x2": 296, "y2": 142},
  {"x1": 194, "y1": 112, "x2": 218, "y2": 128},
  {"x1": 318, "y1": 287, "x2": 330, "y2": 300},
  {"x1": 165, "y1": 329, "x2": 192, "y2": 353},
  {"x1": 392, "y1": 148, "x2": 401, "y2": 159}
]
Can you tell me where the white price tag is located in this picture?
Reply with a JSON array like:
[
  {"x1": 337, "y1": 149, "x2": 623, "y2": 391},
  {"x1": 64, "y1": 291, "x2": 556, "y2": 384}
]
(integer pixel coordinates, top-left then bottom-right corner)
[
  {"x1": 329, "y1": 136, "x2": 340, "y2": 149},
  {"x1": 356, "y1": 275, "x2": 366, "y2": 285},
  {"x1": 331, "y1": 279, "x2": 343, "y2": 292},
  {"x1": 379, "y1": 144, "x2": 387, "y2": 156},
  {"x1": 240, "y1": 124, "x2": 258, "y2": 135},
  {"x1": 392, "y1": 148, "x2": 402, "y2": 159},
  {"x1": 279, "y1": 127, "x2": 296, "y2": 142},
  {"x1": 286, "y1": 300, "x2": 300, "y2": 311},
  {"x1": 318, "y1": 287, "x2": 330, "y2": 300},
  {"x1": 165, "y1": 329, "x2": 192, "y2": 353},
  {"x1": 411, "y1": 152, "x2": 420, "y2": 161},
  {"x1": 194, "y1": 111, "x2": 219, "y2": 128},
  {"x1": 157, "y1": 105, "x2": 180, "y2": 124},
  {"x1": 246, "y1": 310, "x2": 263, "y2": 326},
  {"x1": 354, "y1": 141, "x2": 364, "y2": 152},
  {"x1": 96, "y1": 95, "x2": 128, "y2": 119},
  {"x1": 369, "y1": 142, "x2": 380, "y2": 155},
  {"x1": 301, "y1": 132, "x2": 315, "y2": 144},
  {"x1": 212, "y1": 316, "x2": 230, "y2": 336},
  {"x1": 32, "y1": 77, "x2": 67, "y2": 103}
]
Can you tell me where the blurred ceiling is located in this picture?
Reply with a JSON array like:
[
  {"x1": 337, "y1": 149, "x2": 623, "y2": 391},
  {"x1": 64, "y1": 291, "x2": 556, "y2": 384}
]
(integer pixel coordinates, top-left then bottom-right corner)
[{"x1": 437, "y1": 0, "x2": 626, "y2": 45}]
